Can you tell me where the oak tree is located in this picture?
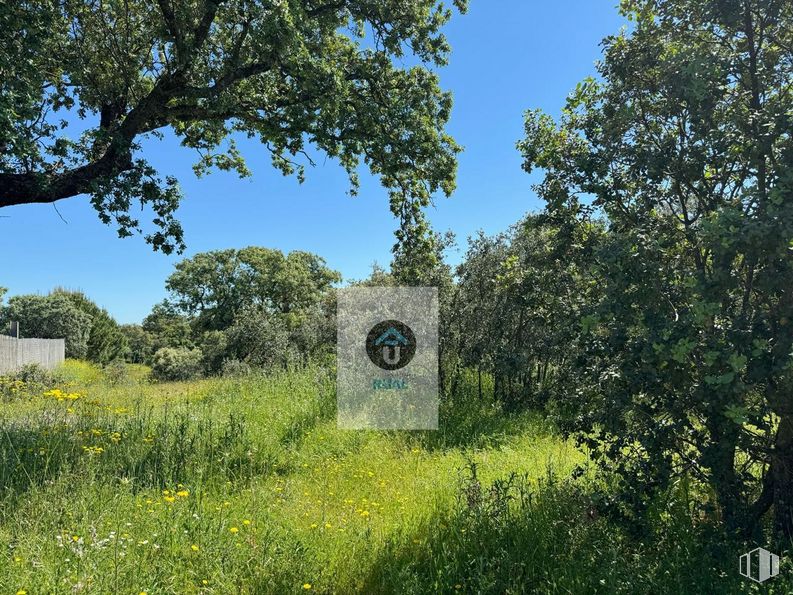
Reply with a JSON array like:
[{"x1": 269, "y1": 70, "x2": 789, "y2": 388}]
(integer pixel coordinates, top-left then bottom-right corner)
[
  {"x1": 522, "y1": 0, "x2": 793, "y2": 538},
  {"x1": 0, "y1": 0, "x2": 465, "y2": 252}
]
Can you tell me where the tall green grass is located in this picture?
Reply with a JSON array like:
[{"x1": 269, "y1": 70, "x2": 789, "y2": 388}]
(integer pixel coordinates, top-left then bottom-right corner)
[{"x1": 0, "y1": 361, "x2": 788, "y2": 593}]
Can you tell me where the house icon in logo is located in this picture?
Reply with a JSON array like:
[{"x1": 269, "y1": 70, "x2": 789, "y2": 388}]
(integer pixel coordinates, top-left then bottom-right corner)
[
  {"x1": 375, "y1": 327, "x2": 409, "y2": 348},
  {"x1": 375, "y1": 327, "x2": 409, "y2": 366},
  {"x1": 739, "y1": 547, "x2": 780, "y2": 583}
]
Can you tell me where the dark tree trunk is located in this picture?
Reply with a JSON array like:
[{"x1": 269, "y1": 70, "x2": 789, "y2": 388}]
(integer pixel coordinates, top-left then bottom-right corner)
[
  {"x1": 773, "y1": 414, "x2": 793, "y2": 538},
  {"x1": 708, "y1": 421, "x2": 740, "y2": 532}
]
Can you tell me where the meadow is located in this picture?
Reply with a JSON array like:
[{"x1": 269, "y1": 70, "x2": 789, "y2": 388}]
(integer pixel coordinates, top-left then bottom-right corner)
[{"x1": 0, "y1": 362, "x2": 785, "y2": 594}]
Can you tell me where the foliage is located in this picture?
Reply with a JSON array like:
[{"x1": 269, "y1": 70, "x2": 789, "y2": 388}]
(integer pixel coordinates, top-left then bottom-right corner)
[
  {"x1": 0, "y1": 293, "x2": 93, "y2": 358},
  {"x1": 0, "y1": 290, "x2": 126, "y2": 364},
  {"x1": 119, "y1": 323, "x2": 154, "y2": 364},
  {"x1": 0, "y1": 363, "x2": 63, "y2": 401},
  {"x1": 197, "y1": 330, "x2": 229, "y2": 376},
  {"x1": 520, "y1": 0, "x2": 793, "y2": 538},
  {"x1": 53, "y1": 289, "x2": 127, "y2": 365},
  {"x1": 142, "y1": 301, "x2": 193, "y2": 353},
  {"x1": 0, "y1": 0, "x2": 466, "y2": 253},
  {"x1": 166, "y1": 247, "x2": 340, "y2": 332},
  {"x1": 150, "y1": 346, "x2": 203, "y2": 382},
  {"x1": 0, "y1": 365, "x2": 787, "y2": 593},
  {"x1": 447, "y1": 213, "x2": 603, "y2": 407},
  {"x1": 220, "y1": 358, "x2": 253, "y2": 378},
  {"x1": 102, "y1": 359, "x2": 131, "y2": 386},
  {"x1": 222, "y1": 306, "x2": 292, "y2": 370}
]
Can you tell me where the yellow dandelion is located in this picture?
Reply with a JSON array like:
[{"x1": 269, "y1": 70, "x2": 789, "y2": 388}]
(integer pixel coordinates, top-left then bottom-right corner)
[
  {"x1": 164, "y1": 495, "x2": 176, "y2": 503},
  {"x1": 302, "y1": 584, "x2": 312, "y2": 590},
  {"x1": 176, "y1": 490, "x2": 189, "y2": 498},
  {"x1": 229, "y1": 526, "x2": 239, "y2": 534},
  {"x1": 191, "y1": 544, "x2": 199, "y2": 551},
  {"x1": 242, "y1": 519, "x2": 251, "y2": 526}
]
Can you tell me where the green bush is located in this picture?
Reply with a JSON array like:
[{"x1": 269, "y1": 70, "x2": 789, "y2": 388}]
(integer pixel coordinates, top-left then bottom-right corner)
[
  {"x1": 150, "y1": 347, "x2": 203, "y2": 382},
  {"x1": 220, "y1": 358, "x2": 253, "y2": 377},
  {"x1": 102, "y1": 360, "x2": 130, "y2": 385}
]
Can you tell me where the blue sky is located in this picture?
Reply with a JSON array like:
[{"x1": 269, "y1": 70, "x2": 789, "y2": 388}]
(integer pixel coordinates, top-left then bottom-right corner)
[{"x1": 1, "y1": 2, "x2": 626, "y2": 324}]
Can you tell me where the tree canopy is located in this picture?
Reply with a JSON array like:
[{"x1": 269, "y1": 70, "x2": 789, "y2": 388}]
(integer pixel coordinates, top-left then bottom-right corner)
[
  {"x1": 521, "y1": 0, "x2": 793, "y2": 537},
  {"x1": 0, "y1": 0, "x2": 466, "y2": 252},
  {"x1": 0, "y1": 289, "x2": 126, "y2": 363},
  {"x1": 165, "y1": 246, "x2": 340, "y2": 332}
]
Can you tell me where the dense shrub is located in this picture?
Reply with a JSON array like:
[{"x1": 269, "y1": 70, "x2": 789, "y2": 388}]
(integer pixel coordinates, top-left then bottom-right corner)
[
  {"x1": 224, "y1": 307, "x2": 291, "y2": 370},
  {"x1": 119, "y1": 324, "x2": 154, "y2": 364},
  {"x1": 198, "y1": 330, "x2": 229, "y2": 375},
  {"x1": 221, "y1": 358, "x2": 253, "y2": 378},
  {"x1": 103, "y1": 360, "x2": 130, "y2": 385},
  {"x1": 150, "y1": 347, "x2": 203, "y2": 382},
  {"x1": 0, "y1": 293, "x2": 93, "y2": 359}
]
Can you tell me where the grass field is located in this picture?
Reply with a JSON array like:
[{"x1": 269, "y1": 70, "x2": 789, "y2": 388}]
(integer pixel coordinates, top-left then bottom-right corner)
[{"x1": 0, "y1": 361, "x2": 785, "y2": 594}]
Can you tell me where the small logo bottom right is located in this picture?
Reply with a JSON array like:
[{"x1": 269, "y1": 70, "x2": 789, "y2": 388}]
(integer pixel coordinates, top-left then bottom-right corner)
[{"x1": 739, "y1": 547, "x2": 780, "y2": 583}]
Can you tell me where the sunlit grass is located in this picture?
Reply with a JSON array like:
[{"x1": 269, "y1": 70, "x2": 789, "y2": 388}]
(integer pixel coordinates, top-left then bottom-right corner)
[{"x1": 0, "y1": 361, "x2": 787, "y2": 593}]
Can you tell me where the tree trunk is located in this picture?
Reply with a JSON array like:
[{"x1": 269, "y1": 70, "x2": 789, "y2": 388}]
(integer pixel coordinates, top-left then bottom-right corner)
[
  {"x1": 708, "y1": 421, "x2": 740, "y2": 532},
  {"x1": 773, "y1": 414, "x2": 793, "y2": 538}
]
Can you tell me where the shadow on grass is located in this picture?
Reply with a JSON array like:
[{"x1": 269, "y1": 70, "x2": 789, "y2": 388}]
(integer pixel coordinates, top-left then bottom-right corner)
[
  {"x1": 408, "y1": 396, "x2": 552, "y2": 453},
  {"x1": 355, "y1": 471, "x2": 771, "y2": 595}
]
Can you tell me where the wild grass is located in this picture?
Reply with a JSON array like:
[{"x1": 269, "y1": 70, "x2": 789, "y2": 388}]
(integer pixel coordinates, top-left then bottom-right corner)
[{"x1": 0, "y1": 361, "x2": 787, "y2": 593}]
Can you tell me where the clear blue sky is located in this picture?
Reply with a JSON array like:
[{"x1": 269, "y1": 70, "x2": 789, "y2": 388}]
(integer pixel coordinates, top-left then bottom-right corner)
[{"x1": 1, "y1": 2, "x2": 626, "y2": 324}]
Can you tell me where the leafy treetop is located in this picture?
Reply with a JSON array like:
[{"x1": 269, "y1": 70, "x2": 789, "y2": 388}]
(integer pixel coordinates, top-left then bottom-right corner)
[{"x1": 0, "y1": 0, "x2": 466, "y2": 252}]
